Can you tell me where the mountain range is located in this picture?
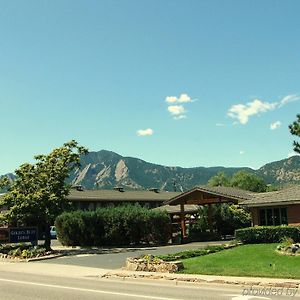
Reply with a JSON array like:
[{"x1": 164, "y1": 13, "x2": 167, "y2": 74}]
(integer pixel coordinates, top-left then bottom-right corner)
[
  {"x1": 70, "y1": 150, "x2": 300, "y2": 191},
  {"x1": 2, "y1": 150, "x2": 300, "y2": 192}
]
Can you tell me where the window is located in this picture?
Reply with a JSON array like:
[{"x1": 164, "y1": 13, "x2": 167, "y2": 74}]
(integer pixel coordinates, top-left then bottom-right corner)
[{"x1": 259, "y1": 207, "x2": 288, "y2": 226}]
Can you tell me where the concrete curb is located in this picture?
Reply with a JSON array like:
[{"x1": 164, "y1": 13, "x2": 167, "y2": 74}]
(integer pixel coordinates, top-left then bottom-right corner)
[
  {"x1": 26, "y1": 253, "x2": 66, "y2": 262},
  {"x1": 102, "y1": 270, "x2": 300, "y2": 288},
  {"x1": 0, "y1": 251, "x2": 66, "y2": 263}
]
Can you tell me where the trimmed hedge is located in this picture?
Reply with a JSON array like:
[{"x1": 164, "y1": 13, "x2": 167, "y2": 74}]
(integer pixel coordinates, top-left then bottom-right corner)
[
  {"x1": 55, "y1": 205, "x2": 171, "y2": 246},
  {"x1": 235, "y1": 226, "x2": 300, "y2": 244}
]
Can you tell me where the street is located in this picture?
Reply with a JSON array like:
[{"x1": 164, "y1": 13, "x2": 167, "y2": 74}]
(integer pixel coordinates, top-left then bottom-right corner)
[
  {"x1": 0, "y1": 260, "x2": 299, "y2": 300},
  {"x1": 1, "y1": 241, "x2": 299, "y2": 300},
  {"x1": 1, "y1": 268, "x2": 299, "y2": 300}
]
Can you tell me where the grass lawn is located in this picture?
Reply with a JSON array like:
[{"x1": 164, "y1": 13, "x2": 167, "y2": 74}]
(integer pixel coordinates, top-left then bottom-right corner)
[{"x1": 180, "y1": 244, "x2": 300, "y2": 279}]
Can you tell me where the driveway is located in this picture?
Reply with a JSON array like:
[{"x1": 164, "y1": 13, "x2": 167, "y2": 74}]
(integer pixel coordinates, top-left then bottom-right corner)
[{"x1": 37, "y1": 240, "x2": 228, "y2": 269}]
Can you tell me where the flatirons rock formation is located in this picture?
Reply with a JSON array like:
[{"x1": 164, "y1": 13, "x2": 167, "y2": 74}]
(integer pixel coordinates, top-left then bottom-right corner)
[
  {"x1": 69, "y1": 150, "x2": 300, "y2": 190},
  {"x1": 2, "y1": 151, "x2": 300, "y2": 191}
]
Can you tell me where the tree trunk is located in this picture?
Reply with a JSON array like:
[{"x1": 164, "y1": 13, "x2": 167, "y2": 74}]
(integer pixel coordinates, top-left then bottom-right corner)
[{"x1": 43, "y1": 223, "x2": 51, "y2": 251}]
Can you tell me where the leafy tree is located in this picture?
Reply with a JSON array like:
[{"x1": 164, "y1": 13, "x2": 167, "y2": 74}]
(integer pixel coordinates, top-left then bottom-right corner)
[
  {"x1": 213, "y1": 204, "x2": 251, "y2": 236},
  {"x1": 207, "y1": 170, "x2": 267, "y2": 192},
  {"x1": 190, "y1": 204, "x2": 251, "y2": 238},
  {"x1": 207, "y1": 172, "x2": 230, "y2": 187},
  {"x1": 289, "y1": 114, "x2": 300, "y2": 154},
  {"x1": 229, "y1": 171, "x2": 267, "y2": 192},
  {"x1": 0, "y1": 140, "x2": 88, "y2": 250}
]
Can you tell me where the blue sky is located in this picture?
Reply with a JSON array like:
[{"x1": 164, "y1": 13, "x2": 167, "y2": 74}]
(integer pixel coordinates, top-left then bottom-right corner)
[{"x1": 1, "y1": 0, "x2": 300, "y2": 174}]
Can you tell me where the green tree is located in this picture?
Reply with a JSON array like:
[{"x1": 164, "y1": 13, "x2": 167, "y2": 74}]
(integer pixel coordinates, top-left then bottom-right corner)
[
  {"x1": 207, "y1": 172, "x2": 230, "y2": 187},
  {"x1": 190, "y1": 204, "x2": 251, "y2": 238},
  {"x1": 207, "y1": 170, "x2": 267, "y2": 192},
  {"x1": 213, "y1": 204, "x2": 251, "y2": 236},
  {"x1": 0, "y1": 140, "x2": 88, "y2": 250},
  {"x1": 230, "y1": 171, "x2": 267, "y2": 192},
  {"x1": 289, "y1": 114, "x2": 300, "y2": 154}
]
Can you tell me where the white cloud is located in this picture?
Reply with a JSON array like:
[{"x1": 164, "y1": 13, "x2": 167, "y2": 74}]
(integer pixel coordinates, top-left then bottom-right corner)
[
  {"x1": 279, "y1": 94, "x2": 300, "y2": 107},
  {"x1": 227, "y1": 99, "x2": 277, "y2": 125},
  {"x1": 167, "y1": 105, "x2": 186, "y2": 119},
  {"x1": 167, "y1": 105, "x2": 185, "y2": 115},
  {"x1": 216, "y1": 123, "x2": 226, "y2": 127},
  {"x1": 165, "y1": 96, "x2": 178, "y2": 103},
  {"x1": 165, "y1": 93, "x2": 193, "y2": 104},
  {"x1": 165, "y1": 93, "x2": 195, "y2": 120},
  {"x1": 239, "y1": 150, "x2": 245, "y2": 155},
  {"x1": 178, "y1": 93, "x2": 192, "y2": 103},
  {"x1": 137, "y1": 128, "x2": 153, "y2": 136},
  {"x1": 270, "y1": 121, "x2": 282, "y2": 130},
  {"x1": 227, "y1": 94, "x2": 300, "y2": 125}
]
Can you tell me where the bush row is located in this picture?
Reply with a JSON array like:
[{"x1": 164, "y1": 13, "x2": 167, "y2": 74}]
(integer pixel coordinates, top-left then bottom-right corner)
[
  {"x1": 55, "y1": 205, "x2": 171, "y2": 246},
  {"x1": 235, "y1": 226, "x2": 300, "y2": 244}
]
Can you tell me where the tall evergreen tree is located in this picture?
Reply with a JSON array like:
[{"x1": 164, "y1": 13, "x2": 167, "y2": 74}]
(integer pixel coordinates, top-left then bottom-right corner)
[{"x1": 289, "y1": 114, "x2": 300, "y2": 154}]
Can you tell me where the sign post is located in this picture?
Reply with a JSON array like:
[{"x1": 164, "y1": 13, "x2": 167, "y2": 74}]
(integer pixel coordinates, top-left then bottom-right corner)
[{"x1": 0, "y1": 227, "x2": 9, "y2": 243}]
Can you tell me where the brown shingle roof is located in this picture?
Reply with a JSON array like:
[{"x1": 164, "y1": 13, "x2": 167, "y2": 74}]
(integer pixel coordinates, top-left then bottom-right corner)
[
  {"x1": 67, "y1": 189, "x2": 180, "y2": 202},
  {"x1": 241, "y1": 185, "x2": 300, "y2": 207},
  {"x1": 195, "y1": 186, "x2": 255, "y2": 201},
  {"x1": 164, "y1": 185, "x2": 254, "y2": 205},
  {"x1": 166, "y1": 185, "x2": 300, "y2": 207}
]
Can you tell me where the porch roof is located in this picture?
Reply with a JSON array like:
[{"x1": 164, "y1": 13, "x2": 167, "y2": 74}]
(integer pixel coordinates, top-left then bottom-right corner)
[{"x1": 164, "y1": 186, "x2": 254, "y2": 206}]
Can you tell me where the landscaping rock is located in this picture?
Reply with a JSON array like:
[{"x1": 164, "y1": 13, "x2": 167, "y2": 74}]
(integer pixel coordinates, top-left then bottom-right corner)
[
  {"x1": 125, "y1": 257, "x2": 184, "y2": 273},
  {"x1": 277, "y1": 243, "x2": 300, "y2": 256}
]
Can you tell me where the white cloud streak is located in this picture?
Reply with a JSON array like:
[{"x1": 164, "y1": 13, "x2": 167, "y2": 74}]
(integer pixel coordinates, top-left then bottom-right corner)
[
  {"x1": 136, "y1": 128, "x2": 153, "y2": 136},
  {"x1": 270, "y1": 121, "x2": 282, "y2": 130},
  {"x1": 174, "y1": 115, "x2": 187, "y2": 120},
  {"x1": 279, "y1": 94, "x2": 300, "y2": 107}
]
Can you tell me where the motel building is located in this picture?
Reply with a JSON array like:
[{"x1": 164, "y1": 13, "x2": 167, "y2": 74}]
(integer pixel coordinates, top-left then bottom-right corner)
[{"x1": 164, "y1": 185, "x2": 300, "y2": 238}]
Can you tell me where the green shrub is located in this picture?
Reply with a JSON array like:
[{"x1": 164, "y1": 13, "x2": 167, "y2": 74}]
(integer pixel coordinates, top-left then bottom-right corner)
[
  {"x1": 235, "y1": 226, "x2": 300, "y2": 244},
  {"x1": 4, "y1": 245, "x2": 47, "y2": 258},
  {"x1": 55, "y1": 204, "x2": 171, "y2": 247},
  {"x1": 8, "y1": 247, "x2": 22, "y2": 257},
  {"x1": 21, "y1": 247, "x2": 47, "y2": 258}
]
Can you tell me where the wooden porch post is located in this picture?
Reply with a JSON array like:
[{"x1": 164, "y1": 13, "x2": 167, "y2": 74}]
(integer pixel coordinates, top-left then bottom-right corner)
[
  {"x1": 208, "y1": 204, "x2": 213, "y2": 234},
  {"x1": 180, "y1": 202, "x2": 186, "y2": 241}
]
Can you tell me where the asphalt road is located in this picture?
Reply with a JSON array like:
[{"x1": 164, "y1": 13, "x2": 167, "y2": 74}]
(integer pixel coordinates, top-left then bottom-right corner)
[
  {"x1": 41, "y1": 241, "x2": 229, "y2": 269},
  {"x1": 2, "y1": 269, "x2": 298, "y2": 300}
]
